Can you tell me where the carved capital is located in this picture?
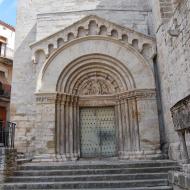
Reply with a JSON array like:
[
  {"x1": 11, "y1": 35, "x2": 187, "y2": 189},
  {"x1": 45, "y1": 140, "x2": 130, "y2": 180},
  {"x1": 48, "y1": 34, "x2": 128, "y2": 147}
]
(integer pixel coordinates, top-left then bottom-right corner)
[
  {"x1": 36, "y1": 93, "x2": 57, "y2": 104},
  {"x1": 117, "y1": 89, "x2": 156, "y2": 101},
  {"x1": 171, "y1": 95, "x2": 190, "y2": 132},
  {"x1": 56, "y1": 93, "x2": 79, "y2": 105}
]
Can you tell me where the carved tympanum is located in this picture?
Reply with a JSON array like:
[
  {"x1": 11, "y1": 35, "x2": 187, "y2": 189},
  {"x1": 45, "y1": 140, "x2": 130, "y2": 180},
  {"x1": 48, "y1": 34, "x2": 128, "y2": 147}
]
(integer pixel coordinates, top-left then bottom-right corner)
[{"x1": 79, "y1": 79, "x2": 115, "y2": 95}]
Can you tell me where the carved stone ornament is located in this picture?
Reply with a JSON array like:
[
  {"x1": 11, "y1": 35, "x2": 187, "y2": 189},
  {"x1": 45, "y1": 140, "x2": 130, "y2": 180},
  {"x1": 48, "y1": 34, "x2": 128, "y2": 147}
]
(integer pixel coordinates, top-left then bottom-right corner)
[
  {"x1": 171, "y1": 94, "x2": 190, "y2": 132},
  {"x1": 30, "y1": 15, "x2": 156, "y2": 62},
  {"x1": 35, "y1": 93, "x2": 57, "y2": 104},
  {"x1": 79, "y1": 79, "x2": 116, "y2": 96}
]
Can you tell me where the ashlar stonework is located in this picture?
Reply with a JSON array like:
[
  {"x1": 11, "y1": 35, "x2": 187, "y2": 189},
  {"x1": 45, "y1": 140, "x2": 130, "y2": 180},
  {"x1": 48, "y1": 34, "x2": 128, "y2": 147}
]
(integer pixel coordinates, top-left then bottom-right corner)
[
  {"x1": 27, "y1": 15, "x2": 159, "y2": 161},
  {"x1": 9, "y1": 0, "x2": 190, "y2": 189},
  {"x1": 12, "y1": 0, "x2": 190, "y2": 164}
]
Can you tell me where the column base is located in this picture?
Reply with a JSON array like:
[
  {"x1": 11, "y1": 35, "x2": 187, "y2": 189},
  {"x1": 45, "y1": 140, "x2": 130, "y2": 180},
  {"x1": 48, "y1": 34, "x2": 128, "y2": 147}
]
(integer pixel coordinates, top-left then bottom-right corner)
[
  {"x1": 169, "y1": 166, "x2": 190, "y2": 190},
  {"x1": 32, "y1": 154, "x2": 79, "y2": 162},
  {"x1": 119, "y1": 150, "x2": 163, "y2": 160}
]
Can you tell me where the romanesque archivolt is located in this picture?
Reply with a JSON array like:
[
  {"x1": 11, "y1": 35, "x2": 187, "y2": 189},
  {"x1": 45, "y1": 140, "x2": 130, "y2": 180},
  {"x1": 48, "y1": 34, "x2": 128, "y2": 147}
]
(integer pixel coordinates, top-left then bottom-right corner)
[
  {"x1": 56, "y1": 54, "x2": 132, "y2": 95},
  {"x1": 30, "y1": 15, "x2": 156, "y2": 64},
  {"x1": 31, "y1": 15, "x2": 160, "y2": 161}
]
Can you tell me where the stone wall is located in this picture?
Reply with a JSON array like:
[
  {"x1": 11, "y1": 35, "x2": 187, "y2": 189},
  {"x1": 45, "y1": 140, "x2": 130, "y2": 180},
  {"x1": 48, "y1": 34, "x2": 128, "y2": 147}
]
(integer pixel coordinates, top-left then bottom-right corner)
[
  {"x1": 169, "y1": 166, "x2": 190, "y2": 190},
  {"x1": 13, "y1": 0, "x2": 190, "y2": 161},
  {"x1": 154, "y1": 0, "x2": 190, "y2": 160},
  {"x1": 12, "y1": 0, "x2": 155, "y2": 154},
  {"x1": 0, "y1": 148, "x2": 17, "y2": 185},
  {"x1": 35, "y1": 0, "x2": 154, "y2": 39}
]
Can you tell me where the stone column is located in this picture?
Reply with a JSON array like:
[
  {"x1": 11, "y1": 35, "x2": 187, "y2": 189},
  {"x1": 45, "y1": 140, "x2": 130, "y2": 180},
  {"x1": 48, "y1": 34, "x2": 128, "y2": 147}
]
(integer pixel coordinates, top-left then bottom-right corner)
[
  {"x1": 60, "y1": 100, "x2": 66, "y2": 159},
  {"x1": 56, "y1": 99, "x2": 61, "y2": 154},
  {"x1": 56, "y1": 94, "x2": 67, "y2": 160},
  {"x1": 119, "y1": 98, "x2": 132, "y2": 158},
  {"x1": 178, "y1": 131, "x2": 189, "y2": 164},
  {"x1": 128, "y1": 97, "x2": 140, "y2": 152},
  {"x1": 72, "y1": 96, "x2": 80, "y2": 159},
  {"x1": 56, "y1": 94, "x2": 79, "y2": 161},
  {"x1": 116, "y1": 100, "x2": 124, "y2": 158},
  {"x1": 117, "y1": 94, "x2": 140, "y2": 159},
  {"x1": 76, "y1": 104, "x2": 80, "y2": 158}
]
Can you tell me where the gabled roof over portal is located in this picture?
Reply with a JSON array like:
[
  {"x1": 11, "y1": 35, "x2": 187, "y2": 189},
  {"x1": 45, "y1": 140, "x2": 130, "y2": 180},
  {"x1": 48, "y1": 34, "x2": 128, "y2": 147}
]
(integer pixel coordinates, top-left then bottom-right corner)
[{"x1": 30, "y1": 15, "x2": 156, "y2": 61}]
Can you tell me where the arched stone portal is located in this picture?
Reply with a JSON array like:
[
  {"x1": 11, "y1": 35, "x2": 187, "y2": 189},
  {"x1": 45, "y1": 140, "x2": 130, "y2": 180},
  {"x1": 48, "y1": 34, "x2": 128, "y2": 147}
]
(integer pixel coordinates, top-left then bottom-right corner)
[
  {"x1": 34, "y1": 37, "x2": 161, "y2": 161},
  {"x1": 32, "y1": 16, "x2": 161, "y2": 161},
  {"x1": 55, "y1": 54, "x2": 140, "y2": 160}
]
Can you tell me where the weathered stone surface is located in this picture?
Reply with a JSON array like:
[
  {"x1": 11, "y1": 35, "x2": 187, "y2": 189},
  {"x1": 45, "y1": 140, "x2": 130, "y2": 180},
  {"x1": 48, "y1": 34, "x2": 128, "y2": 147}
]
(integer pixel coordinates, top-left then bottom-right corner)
[
  {"x1": 12, "y1": 0, "x2": 161, "y2": 161},
  {"x1": 171, "y1": 95, "x2": 190, "y2": 132},
  {"x1": 0, "y1": 148, "x2": 17, "y2": 185},
  {"x1": 12, "y1": 0, "x2": 190, "y2": 168},
  {"x1": 169, "y1": 170, "x2": 190, "y2": 190},
  {"x1": 151, "y1": 0, "x2": 190, "y2": 161},
  {"x1": 3, "y1": 160, "x2": 178, "y2": 189}
]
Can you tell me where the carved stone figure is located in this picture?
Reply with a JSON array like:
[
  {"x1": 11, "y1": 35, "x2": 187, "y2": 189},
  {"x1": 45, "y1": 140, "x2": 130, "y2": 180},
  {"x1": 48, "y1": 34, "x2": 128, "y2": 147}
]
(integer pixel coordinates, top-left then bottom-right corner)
[{"x1": 79, "y1": 79, "x2": 112, "y2": 95}]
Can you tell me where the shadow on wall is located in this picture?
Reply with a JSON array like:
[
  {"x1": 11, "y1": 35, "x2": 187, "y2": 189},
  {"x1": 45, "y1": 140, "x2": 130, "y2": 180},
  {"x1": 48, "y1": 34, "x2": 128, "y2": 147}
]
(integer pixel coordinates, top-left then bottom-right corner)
[
  {"x1": 34, "y1": 0, "x2": 154, "y2": 39},
  {"x1": 35, "y1": 0, "x2": 152, "y2": 12},
  {"x1": 11, "y1": 23, "x2": 37, "y2": 154},
  {"x1": 96, "y1": 0, "x2": 151, "y2": 9}
]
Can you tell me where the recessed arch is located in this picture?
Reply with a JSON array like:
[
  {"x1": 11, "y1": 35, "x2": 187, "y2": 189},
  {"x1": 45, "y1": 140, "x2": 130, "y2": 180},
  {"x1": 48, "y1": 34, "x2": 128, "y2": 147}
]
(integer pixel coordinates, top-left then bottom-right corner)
[
  {"x1": 57, "y1": 54, "x2": 135, "y2": 95},
  {"x1": 34, "y1": 49, "x2": 46, "y2": 64},
  {"x1": 57, "y1": 38, "x2": 64, "y2": 48},
  {"x1": 37, "y1": 36, "x2": 155, "y2": 93},
  {"x1": 35, "y1": 35, "x2": 160, "y2": 161}
]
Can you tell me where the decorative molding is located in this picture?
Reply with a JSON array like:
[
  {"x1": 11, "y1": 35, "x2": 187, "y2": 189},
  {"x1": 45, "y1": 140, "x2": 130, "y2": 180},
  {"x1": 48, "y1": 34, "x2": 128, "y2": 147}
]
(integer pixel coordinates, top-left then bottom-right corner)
[
  {"x1": 117, "y1": 89, "x2": 156, "y2": 100},
  {"x1": 57, "y1": 54, "x2": 133, "y2": 94},
  {"x1": 78, "y1": 78, "x2": 117, "y2": 96},
  {"x1": 35, "y1": 89, "x2": 156, "y2": 106},
  {"x1": 30, "y1": 15, "x2": 156, "y2": 64},
  {"x1": 35, "y1": 93, "x2": 57, "y2": 104},
  {"x1": 171, "y1": 94, "x2": 190, "y2": 132}
]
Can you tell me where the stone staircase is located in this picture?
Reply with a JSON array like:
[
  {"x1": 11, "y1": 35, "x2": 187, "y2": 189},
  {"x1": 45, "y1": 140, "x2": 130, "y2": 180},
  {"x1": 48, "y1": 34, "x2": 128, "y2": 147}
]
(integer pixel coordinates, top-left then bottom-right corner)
[{"x1": 3, "y1": 160, "x2": 179, "y2": 190}]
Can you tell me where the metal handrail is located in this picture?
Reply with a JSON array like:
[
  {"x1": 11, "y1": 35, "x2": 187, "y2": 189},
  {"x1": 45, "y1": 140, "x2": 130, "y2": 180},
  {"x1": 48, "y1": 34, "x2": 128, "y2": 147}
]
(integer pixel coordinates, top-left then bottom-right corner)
[{"x1": 0, "y1": 121, "x2": 16, "y2": 148}]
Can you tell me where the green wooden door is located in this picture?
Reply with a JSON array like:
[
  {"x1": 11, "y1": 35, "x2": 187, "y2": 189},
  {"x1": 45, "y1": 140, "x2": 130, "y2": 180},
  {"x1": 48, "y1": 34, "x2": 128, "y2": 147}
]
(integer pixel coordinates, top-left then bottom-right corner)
[{"x1": 80, "y1": 107, "x2": 117, "y2": 158}]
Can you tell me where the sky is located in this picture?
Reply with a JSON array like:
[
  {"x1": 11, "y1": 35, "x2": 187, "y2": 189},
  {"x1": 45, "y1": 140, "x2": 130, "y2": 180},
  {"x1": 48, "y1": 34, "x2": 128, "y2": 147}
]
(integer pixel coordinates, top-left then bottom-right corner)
[{"x1": 0, "y1": 0, "x2": 17, "y2": 26}]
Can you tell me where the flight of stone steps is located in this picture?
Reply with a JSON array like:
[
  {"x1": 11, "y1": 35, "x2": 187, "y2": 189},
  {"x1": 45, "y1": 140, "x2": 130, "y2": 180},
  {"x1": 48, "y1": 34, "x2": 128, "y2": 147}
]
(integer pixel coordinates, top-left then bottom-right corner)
[{"x1": 3, "y1": 160, "x2": 179, "y2": 190}]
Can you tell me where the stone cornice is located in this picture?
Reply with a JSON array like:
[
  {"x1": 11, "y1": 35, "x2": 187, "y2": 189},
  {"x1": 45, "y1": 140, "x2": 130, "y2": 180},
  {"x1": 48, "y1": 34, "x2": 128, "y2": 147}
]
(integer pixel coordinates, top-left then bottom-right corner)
[
  {"x1": 35, "y1": 89, "x2": 156, "y2": 104},
  {"x1": 117, "y1": 89, "x2": 156, "y2": 100},
  {"x1": 31, "y1": 15, "x2": 155, "y2": 48}
]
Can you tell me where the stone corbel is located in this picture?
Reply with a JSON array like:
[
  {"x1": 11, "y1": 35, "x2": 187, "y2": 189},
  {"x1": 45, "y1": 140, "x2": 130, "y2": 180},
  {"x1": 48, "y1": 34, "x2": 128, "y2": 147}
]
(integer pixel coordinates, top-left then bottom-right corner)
[
  {"x1": 168, "y1": 18, "x2": 180, "y2": 37},
  {"x1": 171, "y1": 95, "x2": 190, "y2": 164},
  {"x1": 172, "y1": 0, "x2": 181, "y2": 11}
]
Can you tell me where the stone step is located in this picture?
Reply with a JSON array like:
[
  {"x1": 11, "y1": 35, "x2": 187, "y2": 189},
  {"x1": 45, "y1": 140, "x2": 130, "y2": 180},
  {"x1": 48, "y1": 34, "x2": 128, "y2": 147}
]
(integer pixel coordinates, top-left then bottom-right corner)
[
  {"x1": 3, "y1": 160, "x2": 177, "y2": 189},
  {"x1": 3, "y1": 179, "x2": 169, "y2": 189},
  {"x1": 17, "y1": 158, "x2": 33, "y2": 165},
  {"x1": 6, "y1": 173, "x2": 168, "y2": 183},
  {"x1": 20, "y1": 188, "x2": 172, "y2": 190},
  {"x1": 13, "y1": 166, "x2": 178, "y2": 176},
  {"x1": 19, "y1": 160, "x2": 178, "y2": 170}
]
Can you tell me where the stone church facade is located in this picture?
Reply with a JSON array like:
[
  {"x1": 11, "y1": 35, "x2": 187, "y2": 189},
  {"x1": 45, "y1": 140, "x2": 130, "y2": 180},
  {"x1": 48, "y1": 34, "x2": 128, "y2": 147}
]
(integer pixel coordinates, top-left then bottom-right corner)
[{"x1": 11, "y1": 0, "x2": 190, "y2": 163}]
